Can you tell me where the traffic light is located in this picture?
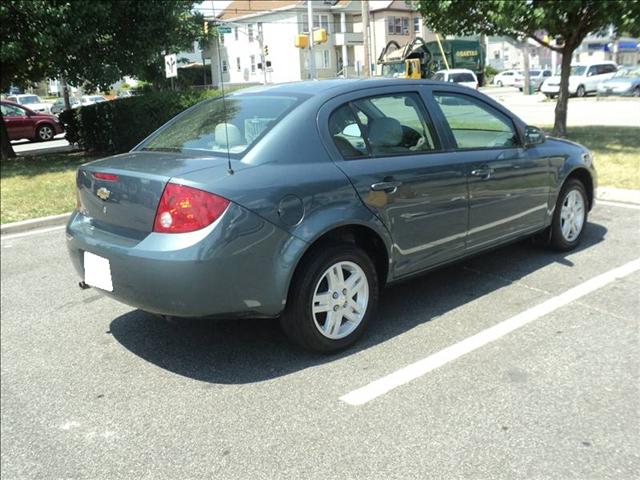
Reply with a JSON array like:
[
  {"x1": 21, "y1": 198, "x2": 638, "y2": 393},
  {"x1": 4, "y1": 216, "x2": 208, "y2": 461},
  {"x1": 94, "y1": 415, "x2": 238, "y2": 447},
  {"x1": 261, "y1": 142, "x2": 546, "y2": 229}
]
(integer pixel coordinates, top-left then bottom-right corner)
[
  {"x1": 203, "y1": 21, "x2": 208, "y2": 35},
  {"x1": 263, "y1": 45, "x2": 269, "y2": 56}
]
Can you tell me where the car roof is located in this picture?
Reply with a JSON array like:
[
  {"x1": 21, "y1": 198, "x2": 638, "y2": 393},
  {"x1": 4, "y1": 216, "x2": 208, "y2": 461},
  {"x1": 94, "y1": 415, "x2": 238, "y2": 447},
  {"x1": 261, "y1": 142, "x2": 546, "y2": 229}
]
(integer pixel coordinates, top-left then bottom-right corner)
[
  {"x1": 572, "y1": 61, "x2": 617, "y2": 66},
  {"x1": 232, "y1": 78, "x2": 461, "y2": 98},
  {"x1": 435, "y1": 68, "x2": 476, "y2": 74},
  {"x1": 1, "y1": 100, "x2": 37, "y2": 113}
]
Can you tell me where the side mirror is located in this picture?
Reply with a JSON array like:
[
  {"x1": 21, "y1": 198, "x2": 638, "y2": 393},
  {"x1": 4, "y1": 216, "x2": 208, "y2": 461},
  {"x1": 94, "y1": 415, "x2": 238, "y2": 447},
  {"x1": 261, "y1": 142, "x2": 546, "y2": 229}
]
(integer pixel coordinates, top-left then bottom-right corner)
[{"x1": 524, "y1": 126, "x2": 545, "y2": 147}]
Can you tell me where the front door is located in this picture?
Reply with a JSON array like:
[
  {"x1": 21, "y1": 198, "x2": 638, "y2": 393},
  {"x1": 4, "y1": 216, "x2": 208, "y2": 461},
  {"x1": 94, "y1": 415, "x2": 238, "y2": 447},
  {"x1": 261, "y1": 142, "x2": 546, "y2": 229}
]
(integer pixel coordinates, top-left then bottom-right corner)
[
  {"x1": 429, "y1": 91, "x2": 550, "y2": 251},
  {"x1": 1, "y1": 103, "x2": 33, "y2": 140},
  {"x1": 321, "y1": 89, "x2": 469, "y2": 278}
]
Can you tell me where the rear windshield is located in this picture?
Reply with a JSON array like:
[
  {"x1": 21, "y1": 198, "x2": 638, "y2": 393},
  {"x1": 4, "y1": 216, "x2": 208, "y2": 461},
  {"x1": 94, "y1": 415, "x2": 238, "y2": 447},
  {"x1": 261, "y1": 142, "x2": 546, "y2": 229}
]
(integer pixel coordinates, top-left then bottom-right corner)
[
  {"x1": 450, "y1": 73, "x2": 476, "y2": 83},
  {"x1": 138, "y1": 94, "x2": 304, "y2": 157}
]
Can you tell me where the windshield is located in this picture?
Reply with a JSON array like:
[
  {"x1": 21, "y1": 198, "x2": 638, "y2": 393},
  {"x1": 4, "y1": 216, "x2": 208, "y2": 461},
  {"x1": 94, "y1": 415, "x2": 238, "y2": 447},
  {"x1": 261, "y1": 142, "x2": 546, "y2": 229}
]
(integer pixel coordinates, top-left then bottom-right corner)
[
  {"x1": 614, "y1": 67, "x2": 640, "y2": 78},
  {"x1": 529, "y1": 70, "x2": 541, "y2": 76},
  {"x1": 381, "y1": 62, "x2": 406, "y2": 78},
  {"x1": 19, "y1": 95, "x2": 41, "y2": 104},
  {"x1": 139, "y1": 95, "x2": 303, "y2": 157},
  {"x1": 570, "y1": 66, "x2": 587, "y2": 76},
  {"x1": 433, "y1": 72, "x2": 445, "y2": 81}
]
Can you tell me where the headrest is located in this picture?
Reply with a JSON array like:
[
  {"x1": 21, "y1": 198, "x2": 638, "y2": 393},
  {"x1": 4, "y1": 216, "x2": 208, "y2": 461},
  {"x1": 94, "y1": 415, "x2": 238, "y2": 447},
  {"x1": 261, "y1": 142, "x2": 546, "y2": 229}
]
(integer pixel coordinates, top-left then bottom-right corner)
[
  {"x1": 215, "y1": 123, "x2": 243, "y2": 147},
  {"x1": 368, "y1": 117, "x2": 402, "y2": 147}
]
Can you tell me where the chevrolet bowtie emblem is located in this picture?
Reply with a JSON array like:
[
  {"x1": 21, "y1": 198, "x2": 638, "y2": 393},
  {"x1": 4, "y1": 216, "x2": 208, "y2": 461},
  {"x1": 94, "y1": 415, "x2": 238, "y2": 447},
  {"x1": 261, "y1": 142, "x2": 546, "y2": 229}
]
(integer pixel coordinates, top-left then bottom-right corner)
[{"x1": 96, "y1": 187, "x2": 111, "y2": 201}]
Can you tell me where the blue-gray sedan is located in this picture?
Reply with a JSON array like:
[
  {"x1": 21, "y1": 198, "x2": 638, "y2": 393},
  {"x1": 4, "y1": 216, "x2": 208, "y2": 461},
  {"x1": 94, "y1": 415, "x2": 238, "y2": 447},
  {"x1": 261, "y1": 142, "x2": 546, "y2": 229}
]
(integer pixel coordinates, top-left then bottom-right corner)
[{"x1": 67, "y1": 79, "x2": 597, "y2": 352}]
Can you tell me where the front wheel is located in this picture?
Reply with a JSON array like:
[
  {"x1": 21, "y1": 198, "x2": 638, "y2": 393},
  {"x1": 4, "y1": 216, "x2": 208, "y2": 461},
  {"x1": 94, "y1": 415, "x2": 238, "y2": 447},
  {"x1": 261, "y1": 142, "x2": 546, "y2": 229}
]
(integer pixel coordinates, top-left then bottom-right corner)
[
  {"x1": 575, "y1": 85, "x2": 586, "y2": 98},
  {"x1": 280, "y1": 244, "x2": 379, "y2": 353},
  {"x1": 35, "y1": 124, "x2": 54, "y2": 142},
  {"x1": 633, "y1": 86, "x2": 640, "y2": 97},
  {"x1": 549, "y1": 179, "x2": 588, "y2": 251},
  {"x1": 545, "y1": 93, "x2": 556, "y2": 99},
  {"x1": 496, "y1": 80, "x2": 503, "y2": 87}
]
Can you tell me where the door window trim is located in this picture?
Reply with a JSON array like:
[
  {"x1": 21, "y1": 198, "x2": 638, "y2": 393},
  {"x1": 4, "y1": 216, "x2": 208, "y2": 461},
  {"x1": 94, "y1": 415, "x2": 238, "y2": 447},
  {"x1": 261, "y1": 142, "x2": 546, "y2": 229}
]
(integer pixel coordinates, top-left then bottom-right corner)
[{"x1": 430, "y1": 90, "x2": 523, "y2": 151}]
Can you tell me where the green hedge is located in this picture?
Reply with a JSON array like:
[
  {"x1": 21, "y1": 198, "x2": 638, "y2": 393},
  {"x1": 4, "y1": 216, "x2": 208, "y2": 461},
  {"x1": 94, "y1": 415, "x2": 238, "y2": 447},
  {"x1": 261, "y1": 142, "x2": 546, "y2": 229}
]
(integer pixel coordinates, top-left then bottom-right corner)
[{"x1": 59, "y1": 89, "x2": 224, "y2": 154}]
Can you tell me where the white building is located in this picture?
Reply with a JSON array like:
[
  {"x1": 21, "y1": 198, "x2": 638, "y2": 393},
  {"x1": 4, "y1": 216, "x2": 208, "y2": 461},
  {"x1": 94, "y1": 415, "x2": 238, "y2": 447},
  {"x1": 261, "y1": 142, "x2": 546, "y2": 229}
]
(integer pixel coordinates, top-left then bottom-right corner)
[{"x1": 210, "y1": 0, "x2": 365, "y2": 85}]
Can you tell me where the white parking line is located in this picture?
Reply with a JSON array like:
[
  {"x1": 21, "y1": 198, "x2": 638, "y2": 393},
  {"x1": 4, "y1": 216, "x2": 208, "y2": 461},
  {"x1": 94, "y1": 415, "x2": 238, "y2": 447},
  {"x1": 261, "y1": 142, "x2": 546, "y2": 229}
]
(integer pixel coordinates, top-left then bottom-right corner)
[
  {"x1": 597, "y1": 200, "x2": 640, "y2": 210},
  {"x1": 340, "y1": 257, "x2": 640, "y2": 406},
  {"x1": 0, "y1": 225, "x2": 66, "y2": 241}
]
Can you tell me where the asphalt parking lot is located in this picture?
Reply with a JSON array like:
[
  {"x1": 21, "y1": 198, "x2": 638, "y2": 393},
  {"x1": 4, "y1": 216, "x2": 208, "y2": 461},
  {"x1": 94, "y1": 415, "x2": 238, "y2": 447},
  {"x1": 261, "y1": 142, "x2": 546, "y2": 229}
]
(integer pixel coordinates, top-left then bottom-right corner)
[{"x1": 1, "y1": 201, "x2": 639, "y2": 479}]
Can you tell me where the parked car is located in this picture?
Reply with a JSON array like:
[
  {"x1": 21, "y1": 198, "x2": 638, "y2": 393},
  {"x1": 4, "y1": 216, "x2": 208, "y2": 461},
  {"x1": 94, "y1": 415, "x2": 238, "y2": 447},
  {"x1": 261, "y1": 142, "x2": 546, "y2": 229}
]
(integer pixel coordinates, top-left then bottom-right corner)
[
  {"x1": 596, "y1": 66, "x2": 640, "y2": 97},
  {"x1": 1, "y1": 100, "x2": 64, "y2": 141},
  {"x1": 433, "y1": 69, "x2": 478, "y2": 89},
  {"x1": 5, "y1": 94, "x2": 52, "y2": 114},
  {"x1": 514, "y1": 69, "x2": 553, "y2": 91},
  {"x1": 50, "y1": 97, "x2": 81, "y2": 115},
  {"x1": 540, "y1": 61, "x2": 617, "y2": 98},
  {"x1": 81, "y1": 95, "x2": 108, "y2": 106},
  {"x1": 67, "y1": 79, "x2": 596, "y2": 352},
  {"x1": 492, "y1": 70, "x2": 522, "y2": 87}
]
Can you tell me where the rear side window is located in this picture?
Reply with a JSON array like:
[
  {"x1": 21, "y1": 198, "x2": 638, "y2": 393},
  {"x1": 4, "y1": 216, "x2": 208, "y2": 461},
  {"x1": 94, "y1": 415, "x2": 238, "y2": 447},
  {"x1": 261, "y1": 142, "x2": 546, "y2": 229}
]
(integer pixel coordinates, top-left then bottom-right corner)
[
  {"x1": 433, "y1": 92, "x2": 518, "y2": 149},
  {"x1": 328, "y1": 93, "x2": 439, "y2": 159}
]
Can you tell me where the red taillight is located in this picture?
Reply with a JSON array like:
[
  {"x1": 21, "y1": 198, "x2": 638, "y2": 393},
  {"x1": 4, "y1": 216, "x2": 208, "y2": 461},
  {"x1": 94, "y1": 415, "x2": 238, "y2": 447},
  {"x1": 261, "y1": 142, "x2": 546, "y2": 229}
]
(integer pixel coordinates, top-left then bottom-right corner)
[
  {"x1": 93, "y1": 172, "x2": 119, "y2": 182},
  {"x1": 153, "y1": 183, "x2": 230, "y2": 234}
]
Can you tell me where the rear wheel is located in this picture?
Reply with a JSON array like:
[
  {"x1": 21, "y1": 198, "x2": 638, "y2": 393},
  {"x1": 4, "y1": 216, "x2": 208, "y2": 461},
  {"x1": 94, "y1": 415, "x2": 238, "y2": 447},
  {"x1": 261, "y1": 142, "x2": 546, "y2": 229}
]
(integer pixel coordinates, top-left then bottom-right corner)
[
  {"x1": 35, "y1": 124, "x2": 54, "y2": 142},
  {"x1": 575, "y1": 85, "x2": 586, "y2": 98},
  {"x1": 549, "y1": 179, "x2": 588, "y2": 251},
  {"x1": 497, "y1": 80, "x2": 503, "y2": 87},
  {"x1": 545, "y1": 93, "x2": 556, "y2": 99},
  {"x1": 633, "y1": 86, "x2": 640, "y2": 97},
  {"x1": 280, "y1": 244, "x2": 378, "y2": 353}
]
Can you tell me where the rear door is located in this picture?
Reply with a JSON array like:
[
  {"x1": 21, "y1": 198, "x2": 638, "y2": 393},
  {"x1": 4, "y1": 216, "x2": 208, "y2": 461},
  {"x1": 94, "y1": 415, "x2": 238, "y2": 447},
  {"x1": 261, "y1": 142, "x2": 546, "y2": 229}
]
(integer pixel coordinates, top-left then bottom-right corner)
[
  {"x1": 318, "y1": 86, "x2": 470, "y2": 278},
  {"x1": 427, "y1": 89, "x2": 550, "y2": 251}
]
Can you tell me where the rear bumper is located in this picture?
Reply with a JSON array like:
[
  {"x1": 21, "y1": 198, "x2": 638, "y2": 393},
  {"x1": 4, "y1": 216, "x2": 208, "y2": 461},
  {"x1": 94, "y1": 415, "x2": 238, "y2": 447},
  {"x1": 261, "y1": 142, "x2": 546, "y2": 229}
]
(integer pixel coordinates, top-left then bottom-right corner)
[{"x1": 66, "y1": 204, "x2": 307, "y2": 318}]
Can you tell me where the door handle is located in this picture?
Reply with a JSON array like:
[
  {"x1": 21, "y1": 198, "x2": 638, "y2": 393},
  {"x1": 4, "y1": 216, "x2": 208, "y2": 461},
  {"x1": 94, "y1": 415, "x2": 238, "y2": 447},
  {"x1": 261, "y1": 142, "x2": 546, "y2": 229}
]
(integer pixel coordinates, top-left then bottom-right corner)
[
  {"x1": 471, "y1": 167, "x2": 494, "y2": 180},
  {"x1": 371, "y1": 181, "x2": 402, "y2": 194}
]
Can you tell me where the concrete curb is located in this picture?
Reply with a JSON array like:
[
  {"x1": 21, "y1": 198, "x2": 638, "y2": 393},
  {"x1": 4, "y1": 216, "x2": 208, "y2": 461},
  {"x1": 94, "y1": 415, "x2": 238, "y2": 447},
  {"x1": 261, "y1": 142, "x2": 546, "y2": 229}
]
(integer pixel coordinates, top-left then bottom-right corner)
[
  {"x1": 0, "y1": 188, "x2": 638, "y2": 237},
  {"x1": 597, "y1": 187, "x2": 640, "y2": 205},
  {"x1": 1, "y1": 213, "x2": 69, "y2": 236}
]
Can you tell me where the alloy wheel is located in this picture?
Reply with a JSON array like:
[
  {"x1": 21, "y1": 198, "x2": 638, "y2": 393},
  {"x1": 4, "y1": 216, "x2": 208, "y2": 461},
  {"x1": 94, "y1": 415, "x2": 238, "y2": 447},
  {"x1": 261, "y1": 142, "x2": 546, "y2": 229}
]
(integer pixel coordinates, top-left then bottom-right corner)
[
  {"x1": 560, "y1": 189, "x2": 585, "y2": 242},
  {"x1": 311, "y1": 261, "x2": 369, "y2": 340},
  {"x1": 38, "y1": 125, "x2": 53, "y2": 140}
]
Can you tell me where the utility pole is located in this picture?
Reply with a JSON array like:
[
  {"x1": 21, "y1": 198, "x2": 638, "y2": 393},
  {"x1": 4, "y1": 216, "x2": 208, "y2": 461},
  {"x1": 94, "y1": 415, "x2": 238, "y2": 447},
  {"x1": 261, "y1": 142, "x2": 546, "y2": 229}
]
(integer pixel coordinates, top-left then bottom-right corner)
[
  {"x1": 522, "y1": 41, "x2": 531, "y2": 95},
  {"x1": 258, "y1": 26, "x2": 267, "y2": 84},
  {"x1": 361, "y1": 0, "x2": 370, "y2": 77},
  {"x1": 307, "y1": 0, "x2": 316, "y2": 79}
]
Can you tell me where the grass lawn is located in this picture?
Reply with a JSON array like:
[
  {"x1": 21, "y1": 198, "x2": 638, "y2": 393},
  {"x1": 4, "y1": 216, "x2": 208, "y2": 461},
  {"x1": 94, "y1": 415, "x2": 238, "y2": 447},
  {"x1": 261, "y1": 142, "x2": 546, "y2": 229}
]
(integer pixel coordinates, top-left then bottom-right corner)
[
  {"x1": 0, "y1": 151, "x2": 100, "y2": 224},
  {"x1": 548, "y1": 126, "x2": 640, "y2": 190}
]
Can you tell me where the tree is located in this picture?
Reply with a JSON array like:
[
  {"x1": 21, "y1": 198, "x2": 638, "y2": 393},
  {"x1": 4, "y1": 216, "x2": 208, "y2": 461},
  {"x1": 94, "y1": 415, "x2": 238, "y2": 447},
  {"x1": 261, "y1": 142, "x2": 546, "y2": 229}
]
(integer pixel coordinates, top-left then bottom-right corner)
[
  {"x1": 413, "y1": 0, "x2": 640, "y2": 137},
  {"x1": 0, "y1": 0, "x2": 203, "y2": 159}
]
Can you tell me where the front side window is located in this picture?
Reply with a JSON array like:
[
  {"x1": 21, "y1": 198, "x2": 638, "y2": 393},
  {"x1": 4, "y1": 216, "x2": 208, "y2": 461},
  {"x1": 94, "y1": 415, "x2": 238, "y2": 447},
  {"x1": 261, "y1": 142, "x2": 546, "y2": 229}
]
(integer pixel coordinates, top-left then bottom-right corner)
[
  {"x1": 19, "y1": 95, "x2": 40, "y2": 105},
  {"x1": 138, "y1": 95, "x2": 303, "y2": 158},
  {"x1": 433, "y1": 92, "x2": 518, "y2": 149},
  {"x1": 329, "y1": 93, "x2": 438, "y2": 159},
  {"x1": 1, "y1": 104, "x2": 27, "y2": 117}
]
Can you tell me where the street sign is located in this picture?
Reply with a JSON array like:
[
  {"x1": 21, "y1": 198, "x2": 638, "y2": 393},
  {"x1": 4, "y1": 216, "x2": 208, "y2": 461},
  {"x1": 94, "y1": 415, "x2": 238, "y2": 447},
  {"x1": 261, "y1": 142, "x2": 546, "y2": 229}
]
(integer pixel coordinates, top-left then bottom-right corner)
[
  {"x1": 164, "y1": 54, "x2": 177, "y2": 78},
  {"x1": 217, "y1": 26, "x2": 232, "y2": 34}
]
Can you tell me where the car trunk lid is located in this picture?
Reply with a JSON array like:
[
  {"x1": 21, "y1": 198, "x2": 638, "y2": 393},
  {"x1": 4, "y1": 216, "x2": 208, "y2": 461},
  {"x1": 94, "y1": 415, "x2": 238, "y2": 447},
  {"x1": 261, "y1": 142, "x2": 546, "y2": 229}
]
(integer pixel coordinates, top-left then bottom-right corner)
[{"x1": 76, "y1": 151, "x2": 240, "y2": 238}]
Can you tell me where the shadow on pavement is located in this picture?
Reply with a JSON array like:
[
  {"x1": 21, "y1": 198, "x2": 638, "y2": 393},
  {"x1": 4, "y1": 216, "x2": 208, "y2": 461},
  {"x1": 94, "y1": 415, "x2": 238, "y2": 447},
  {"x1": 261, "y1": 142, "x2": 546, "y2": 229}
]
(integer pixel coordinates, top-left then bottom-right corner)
[{"x1": 110, "y1": 222, "x2": 607, "y2": 385}]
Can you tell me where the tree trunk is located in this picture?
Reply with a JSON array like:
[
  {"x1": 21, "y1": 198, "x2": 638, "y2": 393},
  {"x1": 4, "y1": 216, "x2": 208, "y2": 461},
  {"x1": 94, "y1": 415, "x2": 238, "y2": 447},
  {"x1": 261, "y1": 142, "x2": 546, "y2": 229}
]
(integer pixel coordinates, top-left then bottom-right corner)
[
  {"x1": 522, "y1": 43, "x2": 531, "y2": 95},
  {"x1": 61, "y1": 76, "x2": 71, "y2": 111},
  {"x1": 553, "y1": 46, "x2": 574, "y2": 137},
  {"x1": 0, "y1": 115, "x2": 16, "y2": 160}
]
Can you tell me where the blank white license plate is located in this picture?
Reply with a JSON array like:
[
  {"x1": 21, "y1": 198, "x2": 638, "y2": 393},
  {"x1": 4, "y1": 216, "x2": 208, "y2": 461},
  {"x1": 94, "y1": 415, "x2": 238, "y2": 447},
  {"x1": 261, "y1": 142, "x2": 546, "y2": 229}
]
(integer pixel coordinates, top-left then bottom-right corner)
[{"x1": 84, "y1": 251, "x2": 113, "y2": 292}]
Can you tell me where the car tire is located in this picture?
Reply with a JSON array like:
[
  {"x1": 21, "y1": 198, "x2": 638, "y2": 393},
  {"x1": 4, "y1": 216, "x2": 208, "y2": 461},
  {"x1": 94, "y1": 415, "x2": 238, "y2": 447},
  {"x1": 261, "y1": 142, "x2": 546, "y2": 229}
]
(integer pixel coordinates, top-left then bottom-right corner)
[
  {"x1": 549, "y1": 179, "x2": 589, "y2": 251},
  {"x1": 35, "y1": 124, "x2": 54, "y2": 142},
  {"x1": 280, "y1": 243, "x2": 379, "y2": 353},
  {"x1": 497, "y1": 80, "x2": 503, "y2": 87},
  {"x1": 545, "y1": 93, "x2": 556, "y2": 99},
  {"x1": 575, "y1": 85, "x2": 586, "y2": 98},
  {"x1": 633, "y1": 86, "x2": 640, "y2": 97}
]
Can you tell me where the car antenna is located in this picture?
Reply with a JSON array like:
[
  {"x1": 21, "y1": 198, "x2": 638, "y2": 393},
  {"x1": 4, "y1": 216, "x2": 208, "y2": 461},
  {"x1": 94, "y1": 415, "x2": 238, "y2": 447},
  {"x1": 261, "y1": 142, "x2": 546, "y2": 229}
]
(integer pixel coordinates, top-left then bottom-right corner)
[{"x1": 216, "y1": 33, "x2": 234, "y2": 175}]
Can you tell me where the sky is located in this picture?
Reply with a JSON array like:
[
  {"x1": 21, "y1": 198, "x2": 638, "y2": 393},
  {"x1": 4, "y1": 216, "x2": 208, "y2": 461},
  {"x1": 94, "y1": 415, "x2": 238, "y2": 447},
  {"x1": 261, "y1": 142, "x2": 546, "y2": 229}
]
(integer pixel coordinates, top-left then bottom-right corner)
[{"x1": 194, "y1": 0, "x2": 232, "y2": 17}]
